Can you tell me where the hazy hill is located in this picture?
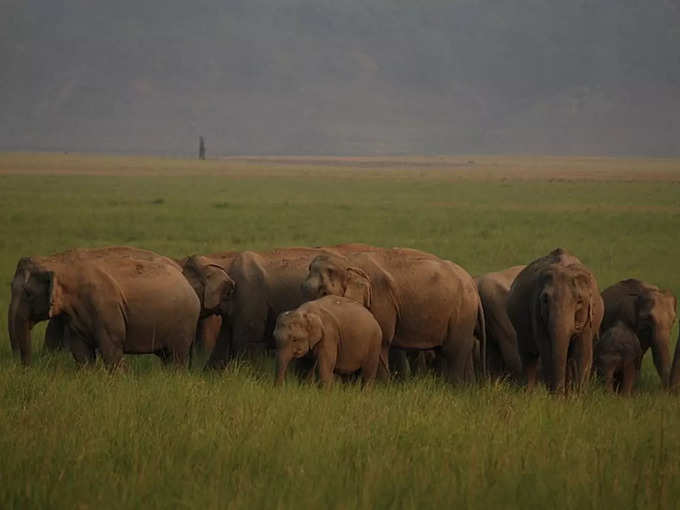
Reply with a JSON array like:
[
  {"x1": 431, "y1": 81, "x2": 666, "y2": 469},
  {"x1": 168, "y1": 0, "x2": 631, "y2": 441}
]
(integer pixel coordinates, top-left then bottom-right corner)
[{"x1": 2, "y1": 0, "x2": 679, "y2": 156}]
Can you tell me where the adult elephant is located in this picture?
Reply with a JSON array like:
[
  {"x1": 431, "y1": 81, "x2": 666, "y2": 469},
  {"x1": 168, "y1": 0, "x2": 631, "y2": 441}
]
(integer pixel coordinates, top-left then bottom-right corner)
[
  {"x1": 301, "y1": 248, "x2": 486, "y2": 383},
  {"x1": 600, "y1": 279, "x2": 676, "y2": 387},
  {"x1": 185, "y1": 244, "x2": 377, "y2": 370},
  {"x1": 475, "y1": 265, "x2": 525, "y2": 380},
  {"x1": 37, "y1": 246, "x2": 179, "y2": 353},
  {"x1": 7, "y1": 246, "x2": 226, "y2": 368},
  {"x1": 507, "y1": 248, "x2": 603, "y2": 394},
  {"x1": 176, "y1": 250, "x2": 241, "y2": 359}
]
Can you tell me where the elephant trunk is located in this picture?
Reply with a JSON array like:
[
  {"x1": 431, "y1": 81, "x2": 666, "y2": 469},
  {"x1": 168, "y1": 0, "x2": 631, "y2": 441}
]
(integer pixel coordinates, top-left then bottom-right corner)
[
  {"x1": 651, "y1": 327, "x2": 672, "y2": 387},
  {"x1": 546, "y1": 318, "x2": 571, "y2": 395},
  {"x1": 275, "y1": 349, "x2": 294, "y2": 385},
  {"x1": 9, "y1": 297, "x2": 32, "y2": 365},
  {"x1": 300, "y1": 273, "x2": 322, "y2": 300}
]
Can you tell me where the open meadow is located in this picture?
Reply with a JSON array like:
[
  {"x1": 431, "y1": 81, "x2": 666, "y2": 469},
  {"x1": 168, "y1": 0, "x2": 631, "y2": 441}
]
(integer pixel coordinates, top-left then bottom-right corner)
[{"x1": 1, "y1": 152, "x2": 680, "y2": 509}]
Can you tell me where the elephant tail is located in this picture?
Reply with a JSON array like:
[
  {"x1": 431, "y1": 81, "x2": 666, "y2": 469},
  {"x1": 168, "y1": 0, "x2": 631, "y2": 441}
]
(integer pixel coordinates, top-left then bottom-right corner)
[{"x1": 476, "y1": 299, "x2": 487, "y2": 381}]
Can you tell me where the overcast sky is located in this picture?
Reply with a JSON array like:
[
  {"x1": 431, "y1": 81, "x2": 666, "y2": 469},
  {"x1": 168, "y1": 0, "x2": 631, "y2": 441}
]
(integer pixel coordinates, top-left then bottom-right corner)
[{"x1": 2, "y1": 1, "x2": 679, "y2": 156}]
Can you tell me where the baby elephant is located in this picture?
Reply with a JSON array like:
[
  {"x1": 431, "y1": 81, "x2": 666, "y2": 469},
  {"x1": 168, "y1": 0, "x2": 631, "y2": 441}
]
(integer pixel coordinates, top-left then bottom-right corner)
[
  {"x1": 594, "y1": 322, "x2": 642, "y2": 396},
  {"x1": 273, "y1": 296, "x2": 384, "y2": 388}
]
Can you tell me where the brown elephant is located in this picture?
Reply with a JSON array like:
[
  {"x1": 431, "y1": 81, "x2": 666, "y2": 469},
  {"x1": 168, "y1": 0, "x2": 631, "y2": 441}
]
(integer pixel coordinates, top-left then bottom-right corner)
[
  {"x1": 594, "y1": 322, "x2": 642, "y2": 396},
  {"x1": 8, "y1": 246, "x2": 211, "y2": 368},
  {"x1": 41, "y1": 249, "x2": 236, "y2": 356},
  {"x1": 600, "y1": 279, "x2": 676, "y2": 387},
  {"x1": 506, "y1": 248, "x2": 604, "y2": 394},
  {"x1": 475, "y1": 265, "x2": 525, "y2": 380},
  {"x1": 181, "y1": 244, "x2": 378, "y2": 369},
  {"x1": 273, "y1": 296, "x2": 384, "y2": 388},
  {"x1": 301, "y1": 248, "x2": 485, "y2": 383}
]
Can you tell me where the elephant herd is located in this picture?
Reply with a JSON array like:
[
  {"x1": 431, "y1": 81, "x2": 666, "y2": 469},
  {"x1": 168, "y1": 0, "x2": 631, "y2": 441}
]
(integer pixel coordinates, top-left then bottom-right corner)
[{"x1": 7, "y1": 244, "x2": 680, "y2": 395}]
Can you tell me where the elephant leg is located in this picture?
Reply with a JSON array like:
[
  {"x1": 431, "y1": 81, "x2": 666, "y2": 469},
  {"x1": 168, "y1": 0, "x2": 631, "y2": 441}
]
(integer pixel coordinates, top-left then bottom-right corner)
[
  {"x1": 305, "y1": 359, "x2": 318, "y2": 383},
  {"x1": 486, "y1": 341, "x2": 504, "y2": 379},
  {"x1": 461, "y1": 346, "x2": 477, "y2": 382},
  {"x1": 292, "y1": 356, "x2": 317, "y2": 382},
  {"x1": 96, "y1": 330, "x2": 125, "y2": 372},
  {"x1": 44, "y1": 315, "x2": 67, "y2": 352},
  {"x1": 621, "y1": 362, "x2": 636, "y2": 396},
  {"x1": 194, "y1": 316, "x2": 221, "y2": 360},
  {"x1": 360, "y1": 348, "x2": 380, "y2": 390},
  {"x1": 602, "y1": 366, "x2": 616, "y2": 393},
  {"x1": 317, "y1": 351, "x2": 337, "y2": 389},
  {"x1": 69, "y1": 330, "x2": 96, "y2": 367},
  {"x1": 376, "y1": 344, "x2": 391, "y2": 381},
  {"x1": 231, "y1": 316, "x2": 266, "y2": 361},
  {"x1": 389, "y1": 349, "x2": 411, "y2": 379},
  {"x1": 205, "y1": 319, "x2": 232, "y2": 370},
  {"x1": 157, "y1": 347, "x2": 190, "y2": 368},
  {"x1": 495, "y1": 317, "x2": 523, "y2": 379},
  {"x1": 442, "y1": 334, "x2": 475, "y2": 385}
]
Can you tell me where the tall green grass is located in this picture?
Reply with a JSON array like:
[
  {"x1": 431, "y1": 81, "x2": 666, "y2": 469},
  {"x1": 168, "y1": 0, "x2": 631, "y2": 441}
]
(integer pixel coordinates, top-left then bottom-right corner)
[{"x1": 1, "y1": 153, "x2": 679, "y2": 508}]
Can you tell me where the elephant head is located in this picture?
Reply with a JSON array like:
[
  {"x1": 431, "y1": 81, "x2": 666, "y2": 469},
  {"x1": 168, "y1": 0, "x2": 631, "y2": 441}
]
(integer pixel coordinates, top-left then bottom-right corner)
[
  {"x1": 301, "y1": 255, "x2": 371, "y2": 307},
  {"x1": 8, "y1": 257, "x2": 65, "y2": 365},
  {"x1": 181, "y1": 256, "x2": 235, "y2": 317},
  {"x1": 633, "y1": 289, "x2": 676, "y2": 386},
  {"x1": 533, "y1": 266, "x2": 594, "y2": 393},
  {"x1": 273, "y1": 310, "x2": 323, "y2": 385}
]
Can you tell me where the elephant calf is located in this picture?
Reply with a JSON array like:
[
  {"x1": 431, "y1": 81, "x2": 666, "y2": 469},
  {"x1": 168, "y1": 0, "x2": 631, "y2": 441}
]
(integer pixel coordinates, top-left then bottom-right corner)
[
  {"x1": 273, "y1": 296, "x2": 383, "y2": 388},
  {"x1": 594, "y1": 322, "x2": 642, "y2": 396}
]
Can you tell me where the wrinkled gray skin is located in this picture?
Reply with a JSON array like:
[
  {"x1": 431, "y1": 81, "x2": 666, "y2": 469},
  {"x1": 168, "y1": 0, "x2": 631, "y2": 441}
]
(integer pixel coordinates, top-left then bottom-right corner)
[
  {"x1": 600, "y1": 279, "x2": 676, "y2": 387},
  {"x1": 183, "y1": 244, "x2": 378, "y2": 370},
  {"x1": 475, "y1": 265, "x2": 525, "y2": 380},
  {"x1": 274, "y1": 296, "x2": 384, "y2": 388},
  {"x1": 8, "y1": 246, "x2": 202, "y2": 369},
  {"x1": 594, "y1": 321, "x2": 642, "y2": 396},
  {"x1": 302, "y1": 248, "x2": 486, "y2": 384},
  {"x1": 507, "y1": 248, "x2": 604, "y2": 394}
]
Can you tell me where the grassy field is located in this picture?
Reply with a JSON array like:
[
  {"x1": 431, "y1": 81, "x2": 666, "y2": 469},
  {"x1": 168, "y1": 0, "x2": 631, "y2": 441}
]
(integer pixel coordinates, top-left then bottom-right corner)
[{"x1": 1, "y1": 152, "x2": 680, "y2": 509}]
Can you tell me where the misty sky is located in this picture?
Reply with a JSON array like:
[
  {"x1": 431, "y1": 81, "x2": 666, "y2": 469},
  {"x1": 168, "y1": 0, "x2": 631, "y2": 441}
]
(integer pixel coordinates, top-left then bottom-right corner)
[{"x1": 2, "y1": 1, "x2": 679, "y2": 156}]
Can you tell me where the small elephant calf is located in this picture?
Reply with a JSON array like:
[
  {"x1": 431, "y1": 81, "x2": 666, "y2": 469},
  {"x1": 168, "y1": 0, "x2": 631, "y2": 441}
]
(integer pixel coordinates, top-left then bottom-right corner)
[
  {"x1": 273, "y1": 296, "x2": 384, "y2": 388},
  {"x1": 594, "y1": 322, "x2": 642, "y2": 396}
]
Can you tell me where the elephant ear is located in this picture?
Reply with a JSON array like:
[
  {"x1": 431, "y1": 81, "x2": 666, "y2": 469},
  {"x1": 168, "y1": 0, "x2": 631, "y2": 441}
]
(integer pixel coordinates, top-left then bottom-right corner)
[
  {"x1": 344, "y1": 267, "x2": 371, "y2": 307},
  {"x1": 46, "y1": 271, "x2": 64, "y2": 318},
  {"x1": 304, "y1": 312, "x2": 324, "y2": 348},
  {"x1": 203, "y1": 264, "x2": 235, "y2": 313}
]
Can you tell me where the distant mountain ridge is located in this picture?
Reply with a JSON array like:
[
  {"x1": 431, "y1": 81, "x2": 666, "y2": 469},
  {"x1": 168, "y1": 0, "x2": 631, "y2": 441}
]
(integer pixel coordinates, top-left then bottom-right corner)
[{"x1": 2, "y1": 1, "x2": 679, "y2": 156}]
